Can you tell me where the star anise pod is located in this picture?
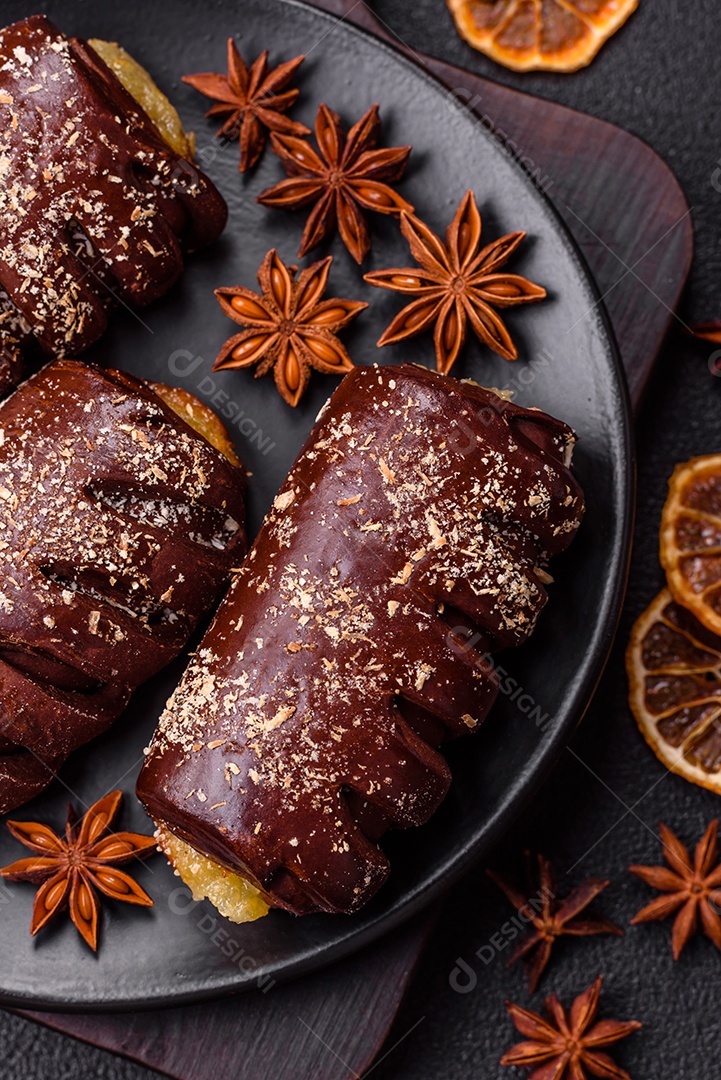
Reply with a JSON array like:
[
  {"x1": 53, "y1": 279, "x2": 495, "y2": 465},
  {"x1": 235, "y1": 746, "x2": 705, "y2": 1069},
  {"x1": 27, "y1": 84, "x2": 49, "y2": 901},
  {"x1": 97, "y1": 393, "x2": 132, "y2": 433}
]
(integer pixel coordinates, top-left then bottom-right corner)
[
  {"x1": 630, "y1": 819, "x2": 721, "y2": 959},
  {"x1": 0, "y1": 790, "x2": 157, "y2": 951},
  {"x1": 256, "y1": 103, "x2": 413, "y2": 264},
  {"x1": 182, "y1": 39, "x2": 309, "y2": 173},
  {"x1": 686, "y1": 320, "x2": 721, "y2": 344},
  {"x1": 502, "y1": 976, "x2": 641, "y2": 1080},
  {"x1": 213, "y1": 249, "x2": 367, "y2": 407},
  {"x1": 364, "y1": 189, "x2": 546, "y2": 374},
  {"x1": 488, "y1": 852, "x2": 623, "y2": 992}
]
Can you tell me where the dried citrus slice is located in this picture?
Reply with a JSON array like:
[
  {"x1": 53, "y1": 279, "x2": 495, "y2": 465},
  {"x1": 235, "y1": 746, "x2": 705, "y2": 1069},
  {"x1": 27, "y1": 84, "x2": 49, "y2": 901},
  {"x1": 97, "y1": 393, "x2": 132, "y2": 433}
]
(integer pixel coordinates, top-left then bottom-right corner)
[
  {"x1": 660, "y1": 455, "x2": 721, "y2": 638},
  {"x1": 626, "y1": 588, "x2": 721, "y2": 793},
  {"x1": 446, "y1": 0, "x2": 639, "y2": 73}
]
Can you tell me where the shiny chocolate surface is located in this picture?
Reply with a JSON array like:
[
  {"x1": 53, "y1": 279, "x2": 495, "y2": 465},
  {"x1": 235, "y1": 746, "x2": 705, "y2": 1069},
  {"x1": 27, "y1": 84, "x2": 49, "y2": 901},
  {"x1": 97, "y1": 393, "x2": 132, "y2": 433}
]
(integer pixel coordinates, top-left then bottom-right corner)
[
  {"x1": 0, "y1": 359, "x2": 246, "y2": 810},
  {"x1": 138, "y1": 365, "x2": 584, "y2": 914}
]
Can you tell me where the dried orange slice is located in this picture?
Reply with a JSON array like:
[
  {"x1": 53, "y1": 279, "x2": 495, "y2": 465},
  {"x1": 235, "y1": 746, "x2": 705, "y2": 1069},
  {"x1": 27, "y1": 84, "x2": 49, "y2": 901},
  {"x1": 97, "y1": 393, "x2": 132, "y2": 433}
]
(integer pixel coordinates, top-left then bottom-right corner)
[
  {"x1": 660, "y1": 455, "x2": 721, "y2": 638},
  {"x1": 446, "y1": 0, "x2": 639, "y2": 73},
  {"x1": 626, "y1": 589, "x2": 721, "y2": 793}
]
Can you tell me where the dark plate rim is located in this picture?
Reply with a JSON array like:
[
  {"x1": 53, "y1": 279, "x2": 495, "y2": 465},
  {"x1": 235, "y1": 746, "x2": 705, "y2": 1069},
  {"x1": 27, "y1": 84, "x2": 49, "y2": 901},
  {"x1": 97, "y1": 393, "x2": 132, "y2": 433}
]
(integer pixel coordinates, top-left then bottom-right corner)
[{"x1": 5, "y1": 0, "x2": 635, "y2": 1011}]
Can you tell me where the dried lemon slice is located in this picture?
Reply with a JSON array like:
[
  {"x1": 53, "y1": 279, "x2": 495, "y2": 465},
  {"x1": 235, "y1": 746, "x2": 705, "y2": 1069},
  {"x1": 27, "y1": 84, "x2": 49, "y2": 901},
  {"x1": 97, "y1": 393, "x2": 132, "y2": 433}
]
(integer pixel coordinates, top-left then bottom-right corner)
[
  {"x1": 446, "y1": 0, "x2": 639, "y2": 73},
  {"x1": 90, "y1": 39, "x2": 195, "y2": 159},
  {"x1": 660, "y1": 454, "x2": 721, "y2": 638},
  {"x1": 626, "y1": 589, "x2": 721, "y2": 794}
]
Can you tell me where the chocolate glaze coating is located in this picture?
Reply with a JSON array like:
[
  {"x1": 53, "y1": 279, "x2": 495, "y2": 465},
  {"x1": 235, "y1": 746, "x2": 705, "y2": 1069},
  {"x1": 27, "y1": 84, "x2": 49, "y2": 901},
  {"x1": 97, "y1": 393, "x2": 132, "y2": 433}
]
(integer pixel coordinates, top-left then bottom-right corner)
[
  {"x1": 0, "y1": 15, "x2": 227, "y2": 392},
  {"x1": 0, "y1": 359, "x2": 247, "y2": 812},
  {"x1": 138, "y1": 364, "x2": 584, "y2": 917}
]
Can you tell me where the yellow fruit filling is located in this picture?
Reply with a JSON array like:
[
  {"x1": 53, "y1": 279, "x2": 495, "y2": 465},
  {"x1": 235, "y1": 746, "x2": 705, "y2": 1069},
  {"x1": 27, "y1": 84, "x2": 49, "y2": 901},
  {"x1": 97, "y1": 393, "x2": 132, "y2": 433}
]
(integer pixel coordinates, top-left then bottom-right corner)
[
  {"x1": 156, "y1": 825, "x2": 269, "y2": 924},
  {"x1": 90, "y1": 39, "x2": 195, "y2": 160}
]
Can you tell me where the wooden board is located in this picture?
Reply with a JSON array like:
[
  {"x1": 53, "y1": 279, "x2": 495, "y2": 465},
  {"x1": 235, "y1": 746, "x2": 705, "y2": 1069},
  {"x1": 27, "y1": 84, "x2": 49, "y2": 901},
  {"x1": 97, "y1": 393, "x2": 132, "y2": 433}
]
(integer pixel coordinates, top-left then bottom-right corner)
[
  {"x1": 12, "y1": 1, "x2": 693, "y2": 1076},
  {"x1": 17, "y1": 912, "x2": 435, "y2": 1080}
]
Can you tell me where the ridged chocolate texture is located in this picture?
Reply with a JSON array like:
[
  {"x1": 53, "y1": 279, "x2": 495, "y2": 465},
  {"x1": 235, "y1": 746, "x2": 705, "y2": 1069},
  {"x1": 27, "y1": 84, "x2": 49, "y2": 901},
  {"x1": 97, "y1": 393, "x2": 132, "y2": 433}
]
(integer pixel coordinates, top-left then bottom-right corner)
[
  {"x1": 0, "y1": 359, "x2": 247, "y2": 812},
  {"x1": 0, "y1": 15, "x2": 227, "y2": 392},
  {"x1": 138, "y1": 364, "x2": 584, "y2": 916}
]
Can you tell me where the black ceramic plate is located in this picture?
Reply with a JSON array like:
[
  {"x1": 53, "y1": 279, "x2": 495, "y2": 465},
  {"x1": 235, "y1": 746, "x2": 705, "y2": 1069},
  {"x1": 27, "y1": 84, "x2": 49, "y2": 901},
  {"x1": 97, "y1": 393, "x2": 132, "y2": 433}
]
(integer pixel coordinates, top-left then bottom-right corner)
[{"x1": 0, "y1": 0, "x2": 633, "y2": 1009}]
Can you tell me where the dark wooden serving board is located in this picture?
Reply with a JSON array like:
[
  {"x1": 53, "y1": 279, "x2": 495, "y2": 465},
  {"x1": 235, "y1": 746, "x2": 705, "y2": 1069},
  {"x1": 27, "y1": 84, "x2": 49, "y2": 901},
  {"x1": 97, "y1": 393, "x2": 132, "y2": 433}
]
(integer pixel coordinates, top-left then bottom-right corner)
[{"x1": 13, "y1": 1, "x2": 692, "y2": 1077}]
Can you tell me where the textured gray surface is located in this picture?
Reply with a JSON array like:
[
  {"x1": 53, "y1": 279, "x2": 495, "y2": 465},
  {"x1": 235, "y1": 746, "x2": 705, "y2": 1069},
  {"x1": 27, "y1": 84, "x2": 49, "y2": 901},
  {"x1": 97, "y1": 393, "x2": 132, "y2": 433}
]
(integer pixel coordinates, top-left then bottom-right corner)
[
  {"x1": 3, "y1": 0, "x2": 720, "y2": 1075},
  {"x1": 370, "y1": 6, "x2": 721, "y2": 1078},
  {"x1": 1, "y1": 1009, "x2": 158, "y2": 1079}
]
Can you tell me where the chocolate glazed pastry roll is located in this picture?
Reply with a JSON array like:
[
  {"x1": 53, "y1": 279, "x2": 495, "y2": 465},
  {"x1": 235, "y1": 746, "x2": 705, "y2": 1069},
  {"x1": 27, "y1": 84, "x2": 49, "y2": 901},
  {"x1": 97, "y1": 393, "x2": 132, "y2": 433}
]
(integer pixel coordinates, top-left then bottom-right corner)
[
  {"x1": 0, "y1": 359, "x2": 247, "y2": 813},
  {"x1": 0, "y1": 15, "x2": 227, "y2": 393},
  {"x1": 138, "y1": 363, "x2": 585, "y2": 923}
]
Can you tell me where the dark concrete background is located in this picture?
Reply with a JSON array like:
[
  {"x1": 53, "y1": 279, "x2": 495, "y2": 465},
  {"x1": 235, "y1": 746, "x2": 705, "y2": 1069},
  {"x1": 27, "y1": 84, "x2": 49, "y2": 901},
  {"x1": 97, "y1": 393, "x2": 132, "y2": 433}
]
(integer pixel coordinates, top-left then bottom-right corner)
[{"x1": 3, "y1": 0, "x2": 721, "y2": 1075}]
